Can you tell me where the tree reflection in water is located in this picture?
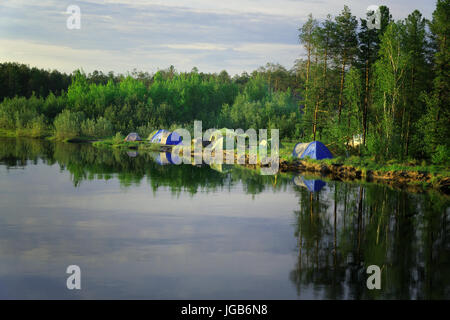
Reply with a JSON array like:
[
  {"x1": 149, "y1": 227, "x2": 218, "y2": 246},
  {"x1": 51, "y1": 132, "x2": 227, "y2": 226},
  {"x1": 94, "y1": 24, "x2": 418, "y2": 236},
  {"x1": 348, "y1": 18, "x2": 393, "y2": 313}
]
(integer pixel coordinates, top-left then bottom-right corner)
[
  {"x1": 0, "y1": 137, "x2": 448, "y2": 299},
  {"x1": 290, "y1": 178, "x2": 449, "y2": 299}
]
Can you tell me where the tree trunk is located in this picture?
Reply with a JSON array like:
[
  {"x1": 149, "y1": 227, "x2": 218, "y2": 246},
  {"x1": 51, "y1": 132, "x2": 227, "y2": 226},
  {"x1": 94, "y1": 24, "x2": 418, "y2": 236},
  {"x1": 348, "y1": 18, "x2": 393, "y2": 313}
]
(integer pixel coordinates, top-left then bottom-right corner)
[
  {"x1": 405, "y1": 112, "x2": 411, "y2": 157},
  {"x1": 313, "y1": 101, "x2": 319, "y2": 140},
  {"x1": 363, "y1": 59, "x2": 369, "y2": 145},
  {"x1": 338, "y1": 55, "x2": 346, "y2": 122},
  {"x1": 305, "y1": 44, "x2": 311, "y2": 113},
  {"x1": 405, "y1": 67, "x2": 415, "y2": 157}
]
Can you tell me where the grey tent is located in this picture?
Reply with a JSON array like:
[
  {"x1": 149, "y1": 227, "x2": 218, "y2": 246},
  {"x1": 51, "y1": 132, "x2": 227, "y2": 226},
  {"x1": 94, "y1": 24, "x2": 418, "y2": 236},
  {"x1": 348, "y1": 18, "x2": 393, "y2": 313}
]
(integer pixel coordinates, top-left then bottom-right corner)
[
  {"x1": 208, "y1": 136, "x2": 236, "y2": 151},
  {"x1": 124, "y1": 132, "x2": 142, "y2": 142},
  {"x1": 192, "y1": 138, "x2": 211, "y2": 148},
  {"x1": 259, "y1": 138, "x2": 283, "y2": 149}
]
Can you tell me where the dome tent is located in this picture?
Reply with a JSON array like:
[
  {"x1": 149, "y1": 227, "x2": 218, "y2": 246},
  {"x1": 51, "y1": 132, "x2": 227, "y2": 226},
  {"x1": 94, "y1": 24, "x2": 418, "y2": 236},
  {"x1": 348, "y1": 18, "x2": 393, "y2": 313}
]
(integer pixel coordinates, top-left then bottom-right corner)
[
  {"x1": 259, "y1": 138, "x2": 283, "y2": 149},
  {"x1": 208, "y1": 136, "x2": 236, "y2": 151},
  {"x1": 192, "y1": 138, "x2": 211, "y2": 148},
  {"x1": 208, "y1": 128, "x2": 237, "y2": 150},
  {"x1": 124, "y1": 132, "x2": 142, "y2": 142},
  {"x1": 292, "y1": 141, "x2": 333, "y2": 160},
  {"x1": 148, "y1": 129, "x2": 182, "y2": 145},
  {"x1": 147, "y1": 130, "x2": 159, "y2": 141}
]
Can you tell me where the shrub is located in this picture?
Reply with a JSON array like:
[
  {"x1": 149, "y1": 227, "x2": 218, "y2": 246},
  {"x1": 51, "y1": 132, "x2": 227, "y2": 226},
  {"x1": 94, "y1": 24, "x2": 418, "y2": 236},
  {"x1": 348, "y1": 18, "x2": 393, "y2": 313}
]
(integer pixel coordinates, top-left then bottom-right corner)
[
  {"x1": 95, "y1": 117, "x2": 114, "y2": 137},
  {"x1": 112, "y1": 132, "x2": 123, "y2": 144},
  {"x1": 432, "y1": 145, "x2": 449, "y2": 165},
  {"x1": 80, "y1": 117, "x2": 114, "y2": 138},
  {"x1": 29, "y1": 115, "x2": 47, "y2": 138},
  {"x1": 136, "y1": 122, "x2": 154, "y2": 139},
  {"x1": 81, "y1": 118, "x2": 96, "y2": 137},
  {"x1": 54, "y1": 110, "x2": 84, "y2": 140}
]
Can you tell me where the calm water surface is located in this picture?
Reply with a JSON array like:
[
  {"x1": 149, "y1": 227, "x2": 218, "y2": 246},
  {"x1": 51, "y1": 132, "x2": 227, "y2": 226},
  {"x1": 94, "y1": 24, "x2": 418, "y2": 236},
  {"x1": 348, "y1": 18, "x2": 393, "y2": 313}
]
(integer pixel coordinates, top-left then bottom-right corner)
[{"x1": 0, "y1": 138, "x2": 448, "y2": 299}]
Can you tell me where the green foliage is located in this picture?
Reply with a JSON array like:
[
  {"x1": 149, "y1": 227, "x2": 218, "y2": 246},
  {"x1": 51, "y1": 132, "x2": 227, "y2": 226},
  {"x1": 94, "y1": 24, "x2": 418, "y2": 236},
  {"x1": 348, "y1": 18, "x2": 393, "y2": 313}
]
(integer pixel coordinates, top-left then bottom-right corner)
[
  {"x1": 243, "y1": 74, "x2": 269, "y2": 101},
  {"x1": 29, "y1": 115, "x2": 48, "y2": 138},
  {"x1": 95, "y1": 117, "x2": 114, "y2": 137},
  {"x1": 0, "y1": 62, "x2": 71, "y2": 101},
  {"x1": 432, "y1": 145, "x2": 449, "y2": 165},
  {"x1": 0, "y1": 95, "x2": 45, "y2": 133},
  {"x1": 80, "y1": 117, "x2": 113, "y2": 138},
  {"x1": 370, "y1": 22, "x2": 410, "y2": 160},
  {"x1": 419, "y1": 0, "x2": 450, "y2": 161},
  {"x1": 54, "y1": 110, "x2": 85, "y2": 140},
  {"x1": 80, "y1": 118, "x2": 96, "y2": 137},
  {"x1": 0, "y1": 2, "x2": 448, "y2": 167},
  {"x1": 112, "y1": 132, "x2": 124, "y2": 144},
  {"x1": 220, "y1": 89, "x2": 300, "y2": 138},
  {"x1": 136, "y1": 123, "x2": 154, "y2": 139}
]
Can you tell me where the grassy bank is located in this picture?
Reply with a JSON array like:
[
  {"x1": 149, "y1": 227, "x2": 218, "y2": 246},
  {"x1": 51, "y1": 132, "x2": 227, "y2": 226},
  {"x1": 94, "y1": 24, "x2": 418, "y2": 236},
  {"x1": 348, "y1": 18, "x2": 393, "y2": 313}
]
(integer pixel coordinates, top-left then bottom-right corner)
[
  {"x1": 2, "y1": 130, "x2": 448, "y2": 193},
  {"x1": 284, "y1": 154, "x2": 449, "y2": 175},
  {"x1": 89, "y1": 136, "x2": 449, "y2": 176}
]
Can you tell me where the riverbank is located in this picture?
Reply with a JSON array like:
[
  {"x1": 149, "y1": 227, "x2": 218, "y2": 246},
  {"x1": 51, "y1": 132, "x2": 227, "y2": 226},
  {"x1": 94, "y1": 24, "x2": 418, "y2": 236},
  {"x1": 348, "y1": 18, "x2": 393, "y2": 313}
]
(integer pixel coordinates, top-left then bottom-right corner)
[
  {"x1": 90, "y1": 138, "x2": 450, "y2": 194},
  {"x1": 278, "y1": 158, "x2": 449, "y2": 195},
  {"x1": 1, "y1": 131, "x2": 448, "y2": 194}
]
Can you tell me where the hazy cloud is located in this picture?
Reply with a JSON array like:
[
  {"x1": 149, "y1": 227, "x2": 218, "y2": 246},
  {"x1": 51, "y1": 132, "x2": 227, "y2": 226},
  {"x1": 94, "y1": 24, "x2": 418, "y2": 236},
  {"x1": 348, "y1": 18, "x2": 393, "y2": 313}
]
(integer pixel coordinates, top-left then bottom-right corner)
[{"x1": 0, "y1": 0, "x2": 436, "y2": 75}]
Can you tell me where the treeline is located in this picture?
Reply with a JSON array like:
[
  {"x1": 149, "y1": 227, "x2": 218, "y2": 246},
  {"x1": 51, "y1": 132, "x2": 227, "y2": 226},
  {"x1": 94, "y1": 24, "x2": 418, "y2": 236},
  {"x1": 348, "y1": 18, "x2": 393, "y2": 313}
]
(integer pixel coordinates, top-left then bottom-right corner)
[
  {"x1": 0, "y1": 1, "x2": 448, "y2": 164},
  {"x1": 0, "y1": 66, "x2": 301, "y2": 140},
  {"x1": 0, "y1": 62, "x2": 72, "y2": 100},
  {"x1": 296, "y1": 1, "x2": 449, "y2": 164}
]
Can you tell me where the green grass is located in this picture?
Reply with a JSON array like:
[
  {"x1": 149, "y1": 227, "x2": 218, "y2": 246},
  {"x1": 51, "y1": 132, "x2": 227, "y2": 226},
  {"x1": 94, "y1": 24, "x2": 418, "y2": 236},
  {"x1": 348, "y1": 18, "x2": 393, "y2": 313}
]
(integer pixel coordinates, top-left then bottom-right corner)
[
  {"x1": 91, "y1": 135, "x2": 165, "y2": 151},
  {"x1": 281, "y1": 153, "x2": 449, "y2": 176},
  {"x1": 3, "y1": 128, "x2": 447, "y2": 179},
  {"x1": 276, "y1": 140, "x2": 449, "y2": 177},
  {"x1": 93, "y1": 138, "x2": 140, "y2": 149}
]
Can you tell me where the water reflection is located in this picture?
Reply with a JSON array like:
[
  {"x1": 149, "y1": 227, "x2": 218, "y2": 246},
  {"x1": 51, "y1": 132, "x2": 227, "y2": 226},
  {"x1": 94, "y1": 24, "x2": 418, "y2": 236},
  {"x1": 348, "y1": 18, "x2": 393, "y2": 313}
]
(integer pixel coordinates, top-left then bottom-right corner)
[
  {"x1": 0, "y1": 137, "x2": 448, "y2": 299},
  {"x1": 126, "y1": 151, "x2": 138, "y2": 158},
  {"x1": 290, "y1": 182, "x2": 450, "y2": 299},
  {"x1": 293, "y1": 176, "x2": 326, "y2": 192}
]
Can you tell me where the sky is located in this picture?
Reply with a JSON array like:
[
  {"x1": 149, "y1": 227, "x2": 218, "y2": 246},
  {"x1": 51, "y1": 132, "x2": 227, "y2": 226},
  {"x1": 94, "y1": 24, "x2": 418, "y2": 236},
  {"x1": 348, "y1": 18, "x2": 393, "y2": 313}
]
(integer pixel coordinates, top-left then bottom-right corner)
[{"x1": 0, "y1": 0, "x2": 436, "y2": 76}]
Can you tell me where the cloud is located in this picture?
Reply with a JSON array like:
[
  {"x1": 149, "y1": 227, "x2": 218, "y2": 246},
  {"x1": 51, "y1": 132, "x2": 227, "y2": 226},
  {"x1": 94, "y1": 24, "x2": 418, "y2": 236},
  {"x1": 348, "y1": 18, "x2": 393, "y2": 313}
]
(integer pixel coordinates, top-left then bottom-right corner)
[
  {"x1": 0, "y1": 0, "x2": 436, "y2": 74},
  {"x1": 163, "y1": 43, "x2": 228, "y2": 51}
]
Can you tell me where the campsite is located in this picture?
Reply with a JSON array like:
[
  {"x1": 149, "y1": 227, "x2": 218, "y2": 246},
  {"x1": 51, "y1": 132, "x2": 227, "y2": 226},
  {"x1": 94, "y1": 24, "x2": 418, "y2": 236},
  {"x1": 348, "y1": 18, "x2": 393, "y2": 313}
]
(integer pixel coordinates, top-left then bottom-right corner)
[{"x1": 0, "y1": 0, "x2": 448, "y2": 302}]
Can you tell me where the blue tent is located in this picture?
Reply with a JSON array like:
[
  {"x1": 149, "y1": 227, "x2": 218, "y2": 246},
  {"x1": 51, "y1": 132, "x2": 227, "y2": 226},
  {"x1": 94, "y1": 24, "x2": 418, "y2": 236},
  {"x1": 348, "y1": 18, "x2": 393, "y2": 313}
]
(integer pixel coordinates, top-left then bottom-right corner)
[
  {"x1": 149, "y1": 129, "x2": 182, "y2": 145},
  {"x1": 293, "y1": 176, "x2": 326, "y2": 192},
  {"x1": 292, "y1": 141, "x2": 333, "y2": 160}
]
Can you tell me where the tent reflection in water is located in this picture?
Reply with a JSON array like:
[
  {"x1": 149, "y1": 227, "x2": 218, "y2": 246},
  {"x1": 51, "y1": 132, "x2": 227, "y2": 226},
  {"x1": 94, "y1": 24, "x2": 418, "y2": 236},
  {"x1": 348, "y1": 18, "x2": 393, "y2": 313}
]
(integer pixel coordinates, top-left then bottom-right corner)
[
  {"x1": 151, "y1": 152, "x2": 181, "y2": 165},
  {"x1": 127, "y1": 151, "x2": 138, "y2": 158},
  {"x1": 293, "y1": 176, "x2": 326, "y2": 192},
  {"x1": 292, "y1": 141, "x2": 332, "y2": 160}
]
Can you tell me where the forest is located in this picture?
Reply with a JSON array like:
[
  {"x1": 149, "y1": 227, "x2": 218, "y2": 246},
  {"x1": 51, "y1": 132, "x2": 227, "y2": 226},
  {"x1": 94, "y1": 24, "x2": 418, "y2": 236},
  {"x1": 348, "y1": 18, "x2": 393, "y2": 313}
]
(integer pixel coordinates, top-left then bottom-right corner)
[{"x1": 0, "y1": 1, "x2": 448, "y2": 165}]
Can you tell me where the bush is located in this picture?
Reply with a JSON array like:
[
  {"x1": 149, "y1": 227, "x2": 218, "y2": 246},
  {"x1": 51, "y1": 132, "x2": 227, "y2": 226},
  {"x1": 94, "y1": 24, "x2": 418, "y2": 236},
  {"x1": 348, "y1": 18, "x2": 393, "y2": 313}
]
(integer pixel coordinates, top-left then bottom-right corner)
[
  {"x1": 29, "y1": 115, "x2": 48, "y2": 137},
  {"x1": 81, "y1": 118, "x2": 96, "y2": 137},
  {"x1": 136, "y1": 122, "x2": 154, "y2": 139},
  {"x1": 81, "y1": 117, "x2": 114, "y2": 138},
  {"x1": 54, "y1": 110, "x2": 84, "y2": 140},
  {"x1": 95, "y1": 117, "x2": 114, "y2": 137},
  {"x1": 432, "y1": 145, "x2": 449, "y2": 165},
  {"x1": 112, "y1": 132, "x2": 123, "y2": 144}
]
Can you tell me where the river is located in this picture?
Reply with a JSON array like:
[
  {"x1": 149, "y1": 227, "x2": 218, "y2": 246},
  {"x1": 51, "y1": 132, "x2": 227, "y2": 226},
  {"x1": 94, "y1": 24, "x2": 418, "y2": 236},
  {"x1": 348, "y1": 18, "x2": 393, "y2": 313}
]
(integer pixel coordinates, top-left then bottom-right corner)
[{"x1": 0, "y1": 138, "x2": 448, "y2": 299}]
